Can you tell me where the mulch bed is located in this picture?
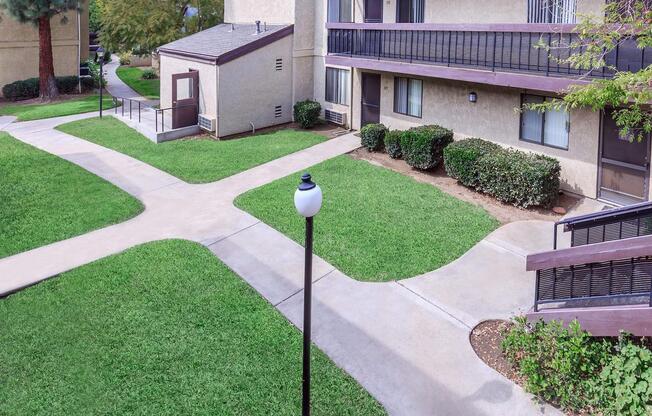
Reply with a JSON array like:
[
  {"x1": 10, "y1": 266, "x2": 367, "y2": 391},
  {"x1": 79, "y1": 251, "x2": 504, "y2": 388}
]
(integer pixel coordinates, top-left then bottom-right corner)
[{"x1": 469, "y1": 320, "x2": 523, "y2": 384}]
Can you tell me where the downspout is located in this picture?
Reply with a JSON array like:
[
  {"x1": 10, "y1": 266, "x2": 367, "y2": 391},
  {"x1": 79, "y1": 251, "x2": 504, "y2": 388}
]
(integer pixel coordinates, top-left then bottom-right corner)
[
  {"x1": 215, "y1": 62, "x2": 220, "y2": 139},
  {"x1": 77, "y1": 8, "x2": 82, "y2": 93}
]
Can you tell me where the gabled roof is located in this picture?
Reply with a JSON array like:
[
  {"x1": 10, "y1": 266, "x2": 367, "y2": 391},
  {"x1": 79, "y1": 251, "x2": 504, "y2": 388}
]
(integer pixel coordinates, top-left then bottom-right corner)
[{"x1": 158, "y1": 23, "x2": 294, "y2": 65}]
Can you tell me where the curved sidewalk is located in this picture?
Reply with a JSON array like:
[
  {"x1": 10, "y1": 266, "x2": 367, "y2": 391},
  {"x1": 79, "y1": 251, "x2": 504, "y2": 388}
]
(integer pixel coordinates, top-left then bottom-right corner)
[
  {"x1": 104, "y1": 55, "x2": 159, "y2": 107},
  {"x1": 1, "y1": 114, "x2": 561, "y2": 416}
]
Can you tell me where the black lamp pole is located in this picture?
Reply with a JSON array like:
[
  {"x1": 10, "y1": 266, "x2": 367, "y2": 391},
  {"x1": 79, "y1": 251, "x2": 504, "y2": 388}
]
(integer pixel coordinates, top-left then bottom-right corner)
[
  {"x1": 98, "y1": 47, "x2": 104, "y2": 118},
  {"x1": 302, "y1": 214, "x2": 314, "y2": 416},
  {"x1": 294, "y1": 173, "x2": 322, "y2": 416}
]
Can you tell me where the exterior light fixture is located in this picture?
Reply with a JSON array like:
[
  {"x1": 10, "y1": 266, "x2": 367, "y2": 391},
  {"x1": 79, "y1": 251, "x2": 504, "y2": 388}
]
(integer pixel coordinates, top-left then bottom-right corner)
[
  {"x1": 97, "y1": 46, "x2": 105, "y2": 118},
  {"x1": 293, "y1": 172, "x2": 323, "y2": 416},
  {"x1": 469, "y1": 91, "x2": 478, "y2": 103}
]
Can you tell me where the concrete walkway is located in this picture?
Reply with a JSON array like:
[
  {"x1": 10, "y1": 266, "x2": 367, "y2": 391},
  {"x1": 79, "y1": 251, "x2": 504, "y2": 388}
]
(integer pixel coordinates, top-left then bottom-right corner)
[
  {"x1": 1, "y1": 114, "x2": 562, "y2": 416},
  {"x1": 104, "y1": 54, "x2": 159, "y2": 107}
]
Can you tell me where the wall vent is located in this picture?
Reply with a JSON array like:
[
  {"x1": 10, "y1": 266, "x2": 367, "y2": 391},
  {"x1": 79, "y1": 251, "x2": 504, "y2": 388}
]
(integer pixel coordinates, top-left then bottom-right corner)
[
  {"x1": 324, "y1": 109, "x2": 347, "y2": 126},
  {"x1": 274, "y1": 105, "x2": 283, "y2": 118},
  {"x1": 275, "y1": 58, "x2": 283, "y2": 71}
]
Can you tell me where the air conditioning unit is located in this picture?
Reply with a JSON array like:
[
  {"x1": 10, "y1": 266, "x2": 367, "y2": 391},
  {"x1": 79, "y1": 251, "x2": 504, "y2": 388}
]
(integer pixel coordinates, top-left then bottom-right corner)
[
  {"x1": 324, "y1": 109, "x2": 347, "y2": 126},
  {"x1": 198, "y1": 114, "x2": 216, "y2": 132}
]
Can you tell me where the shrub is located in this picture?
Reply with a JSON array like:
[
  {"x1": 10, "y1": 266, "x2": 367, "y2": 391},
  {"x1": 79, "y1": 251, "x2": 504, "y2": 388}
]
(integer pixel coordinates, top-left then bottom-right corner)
[
  {"x1": 591, "y1": 339, "x2": 652, "y2": 416},
  {"x1": 384, "y1": 130, "x2": 403, "y2": 159},
  {"x1": 103, "y1": 50, "x2": 112, "y2": 63},
  {"x1": 502, "y1": 317, "x2": 611, "y2": 412},
  {"x1": 400, "y1": 125, "x2": 454, "y2": 170},
  {"x1": 293, "y1": 100, "x2": 321, "y2": 129},
  {"x1": 118, "y1": 52, "x2": 131, "y2": 66},
  {"x1": 502, "y1": 318, "x2": 652, "y2": 416},
  {"x1": 443, "y1": 138, "x2": 501, "y2": 187},
  {"x1": 2, "y1": 76, "x2": 95, "y2": 101},
  {"x1": 476, "y1": 148, "x2": 560, "y2": 208},
  {"x1": 141, "y1": 69, "x2": 157, "y2": 80},
  {"x1": 360, "y1": 123, "x2": 387, "y2": 152},
  {"x1": 2, "y1": 78, "x2": 39, "y2": 101}
]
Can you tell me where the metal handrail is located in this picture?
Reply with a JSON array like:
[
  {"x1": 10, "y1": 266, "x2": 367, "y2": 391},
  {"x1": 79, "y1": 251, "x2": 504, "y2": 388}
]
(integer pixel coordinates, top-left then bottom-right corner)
[
  {"x1": 553, "y1": 201, "x2": 652, "y2": 249},
  {"x1": 112, "y1": 96, "x2": 143, "y2": 123},
  {"x1": 155, "y1": 103, "x2": 198, "y2": 133}
]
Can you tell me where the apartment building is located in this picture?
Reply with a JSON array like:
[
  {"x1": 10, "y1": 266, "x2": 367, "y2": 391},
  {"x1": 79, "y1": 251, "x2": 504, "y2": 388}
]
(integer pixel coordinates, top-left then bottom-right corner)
[
  {"x1": 159, "y1": 0, "x2": 652, "y2": 205},
  {"x1": 0, "y1": 5, "x2": 89, "y2": 97}
]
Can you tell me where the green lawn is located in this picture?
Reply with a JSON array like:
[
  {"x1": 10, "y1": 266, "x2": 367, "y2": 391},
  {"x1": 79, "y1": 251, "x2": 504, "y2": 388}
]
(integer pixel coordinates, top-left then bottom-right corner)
[
  {"x1": 116, "y1": 66, "x2": 160, "y2": 99},
  {"x1": 0, "y1": 240, "x2": 385, "y2": 415},
  {"x1": 57, "y1": 117, "x2": 328, "y2": 183},
  {"x1": 0, "y1": 133, "x2": 143, "y2": 259},
  {"x1": 0, "y1": 95, "x2": 116, "y2": 121},
  {"x1": 235, "y1": 156, "x2": 499, "y2": 282}
]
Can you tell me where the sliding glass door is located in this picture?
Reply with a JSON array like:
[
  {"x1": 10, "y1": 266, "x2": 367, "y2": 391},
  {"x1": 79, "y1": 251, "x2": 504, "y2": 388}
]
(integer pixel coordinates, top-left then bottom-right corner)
[{"x1": 397, "y1": 0, "x2": 424, "y2": 23}]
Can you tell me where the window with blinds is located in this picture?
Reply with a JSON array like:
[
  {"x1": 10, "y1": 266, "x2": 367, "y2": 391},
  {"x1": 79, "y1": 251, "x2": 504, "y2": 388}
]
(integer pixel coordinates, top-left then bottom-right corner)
[
  {"x1": 397, "y1": 0, "x2": 425, "y2": 23},
  {"x1": 520, "y1": 94, "x2": 570, "y2": 149},
  {"x1": 528, "y1": 0, "x2": 577, "y2": 23},
  {"x1": 327, "y1": 0, "x2": 353, "y2": 23},
  {"x1": 394, "y1": 77, "x2": 423, "y2": 118},
  {"x1": 325, "y1": 67, "x2": 350, "y2": 106}
]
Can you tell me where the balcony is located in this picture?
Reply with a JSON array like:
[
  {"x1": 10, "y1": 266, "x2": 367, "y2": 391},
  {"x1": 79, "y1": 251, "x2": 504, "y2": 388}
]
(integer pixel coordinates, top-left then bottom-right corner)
[{"x1": 326, "y1": 23, "x2": 652, "y2": 91}]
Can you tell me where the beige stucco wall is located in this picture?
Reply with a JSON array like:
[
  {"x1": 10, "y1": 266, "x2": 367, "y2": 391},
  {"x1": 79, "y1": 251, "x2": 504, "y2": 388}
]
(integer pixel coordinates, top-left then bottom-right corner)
[
  {"x1": 225, "y1": 0, "x2": 294, "y2": 24},
  {"x1": 159, "y1": 54, "x2": 218, "y2": 122},
  {"x1": 217, "y1": 35, "x2": 294, "y2": 137},
  {"x1": 354, "y1": 0, "x2": 604, "y2": 23},
  {"x1": 352, "y1": 72, "x2": 601, "y2": 198},
  {"x1": 0, "y1": 5, "x2": 88, "y2": 96}
]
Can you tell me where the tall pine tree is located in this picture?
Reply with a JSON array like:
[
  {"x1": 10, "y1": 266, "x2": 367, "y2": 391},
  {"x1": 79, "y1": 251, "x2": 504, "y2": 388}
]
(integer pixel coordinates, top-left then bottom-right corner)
[{"x1": 0, "y1": 0, "x2": 83, "y2": 100}]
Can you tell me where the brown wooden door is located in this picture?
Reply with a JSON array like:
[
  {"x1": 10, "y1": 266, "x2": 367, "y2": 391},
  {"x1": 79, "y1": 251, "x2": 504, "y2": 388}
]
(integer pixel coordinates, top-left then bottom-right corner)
[
  {"x1": 599, "y1": 109, "x2": 651, "y2": 205},
  {"x1": 171, "y1": 70, "x2": 199, "y2": 129},
  {"x1": 364, "y1": 0, "x2": 383, "y2": 22},
  {"x1": 361, "y1": 73, "x2": 381, "y2": 127}
]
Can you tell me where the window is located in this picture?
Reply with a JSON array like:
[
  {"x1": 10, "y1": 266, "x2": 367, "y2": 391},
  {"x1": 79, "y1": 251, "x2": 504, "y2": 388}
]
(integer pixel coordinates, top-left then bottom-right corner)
[
  {"x1": 520, "y1": 94, "x2": 570, "y2": 149},
  {"x1": 325, "y1": 67, "x2": 350, "y2": 106},
  {"x1": 528, "y1": 0, "x2": 577, "y2": 23},
  {"x1": 397, "y1": 0, "x2": 424, "y2": 23},
  {"x1": 394, "y1": 77, "x2": 423, "y2": 118},
  {"x1": 328, "y1": 0, "x2": 352, "y2": 23}
]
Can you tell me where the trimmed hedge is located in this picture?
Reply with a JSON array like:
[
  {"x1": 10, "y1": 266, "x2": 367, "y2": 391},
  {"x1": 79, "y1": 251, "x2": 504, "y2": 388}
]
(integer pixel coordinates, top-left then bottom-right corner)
[
  {"x1": 400, "y1": 125, "x2": 454, "y2": 170},
  {"x1": 477, "y1": 148, "x2": 560, "y2": 208},
  {"x1": 293, "y1": 100, "x2": 321, "y2": 129},
  {"x1": 444, "y1": 137, "x2": 560, "y2": 208},
  {"x1": 360, "y1": 123, "x2": 387, "y2": 152},
  {"x1": 2, "y1": 76, "x2": 95, "y2": 101},
  {"x1": 384, "y1": 130, "x2": 403, "y2": 159},
  {"x1": 443, "y1": 138, "x2": 501, "y2": 187}
]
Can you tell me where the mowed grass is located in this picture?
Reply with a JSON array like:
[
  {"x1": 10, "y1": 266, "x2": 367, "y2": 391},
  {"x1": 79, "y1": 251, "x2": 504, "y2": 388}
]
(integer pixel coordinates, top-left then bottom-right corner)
[
  {"x1": 235, "y1": 156, "x2": 499, "y2": 282},
  {"x1": 115, "y1": 66, "x2": 160, "y2": 99},
  {"x1": 0, "y1": 133, "x2": 143, "y2": 258},
  {"x1": 57, "y1": 117, "x2": 328, "y2": 183},
  {"x1": 0, "y1": 95, "x2": 116, "y2": 121},
  {"x1": 0, "y1": 240, "x2": 386, "y2": 416}
]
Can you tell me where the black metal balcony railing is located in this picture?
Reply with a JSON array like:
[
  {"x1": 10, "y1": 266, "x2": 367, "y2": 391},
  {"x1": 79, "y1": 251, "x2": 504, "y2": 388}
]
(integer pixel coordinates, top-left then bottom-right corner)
[{"x1": 328, "y1": 28, "x2": 652, "y2": 79}]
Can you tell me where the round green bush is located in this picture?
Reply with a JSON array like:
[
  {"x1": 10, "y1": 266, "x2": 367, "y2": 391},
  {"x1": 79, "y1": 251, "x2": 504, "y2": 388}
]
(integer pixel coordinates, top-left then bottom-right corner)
[
  {"x1": 360, "y1": 123, "x2": 388, "y2": 152},
  {"x1": 293, "y1": 100, "x2": 321, "y2": 129},
  {"x1": 384, "y1": 130, "x2": 403, "y2": 159},
  {"x1": 141, "y1": 69, "x2": 158, "y2": 80},
  {"x1": 400, "y1": 125, "x2": 454, "y2": 170},
  {"x1": 443, "y1": 138, "x2": 501, "y2": 187}
]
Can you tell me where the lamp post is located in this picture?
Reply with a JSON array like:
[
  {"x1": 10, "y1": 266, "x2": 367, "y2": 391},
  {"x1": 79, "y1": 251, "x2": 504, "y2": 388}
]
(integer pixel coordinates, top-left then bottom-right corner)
[
  {"x1": 97, "y1": 46, "x2": 105, "y2": 118},
  {"x1": 294, "y1": 173, "x2": 323, "y2": 416}
]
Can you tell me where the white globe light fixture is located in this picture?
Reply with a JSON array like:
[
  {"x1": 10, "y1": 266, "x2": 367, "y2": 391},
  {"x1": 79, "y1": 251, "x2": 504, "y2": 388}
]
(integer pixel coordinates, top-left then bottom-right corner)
[
  {"x1": 294, "y1": 173, "x2": 323, "y2": 218},
  {"x1": 294, "y1": 172, "x2": 322, "y2": 416}
]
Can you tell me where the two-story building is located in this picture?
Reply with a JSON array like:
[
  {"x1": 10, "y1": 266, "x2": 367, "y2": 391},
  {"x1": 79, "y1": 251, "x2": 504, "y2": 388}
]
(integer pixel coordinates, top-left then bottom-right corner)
[
  {"x1": 158, "y1": 0, "x2": 652, "y2": 206},
  {"x1": 0, "y1": 5, "x2": 89, "y2": 97}
]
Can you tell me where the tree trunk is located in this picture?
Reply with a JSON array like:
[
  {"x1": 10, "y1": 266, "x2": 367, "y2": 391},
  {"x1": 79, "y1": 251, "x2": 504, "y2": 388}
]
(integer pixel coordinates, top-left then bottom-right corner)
[{"x1": 38, "y1": 15, "x2": 59, "y2": 101}]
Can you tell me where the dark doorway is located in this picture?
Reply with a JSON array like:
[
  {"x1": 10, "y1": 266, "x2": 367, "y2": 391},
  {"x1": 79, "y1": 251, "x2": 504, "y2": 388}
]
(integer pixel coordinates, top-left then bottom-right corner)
[
  {"x1": 171, "y1": 70, "x2": 199, "y2": 129},
  {"x1": 599, "y1": 109, "x2": 651, "y2": 205},
  {"x1": 364, "y1": 0, "x2": 383, "y2": 22},
  {"x1": 397, "y1": 0, "x2": 425, "y2": 23},
  {"x1": 361, "y1": 72, "x2": 381, "y2": 127}
]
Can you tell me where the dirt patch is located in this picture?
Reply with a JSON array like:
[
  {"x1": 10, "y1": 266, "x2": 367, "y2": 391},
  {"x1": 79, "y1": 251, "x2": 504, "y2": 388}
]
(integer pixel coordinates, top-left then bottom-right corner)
[
  {"x1": 217, "y1": 122, "x2": 349, "y2": 141},
  {"x1": 351, "y1": 148, "x2": 582, "y2": 224},
  {"x1": 470, "y1": 320, "x2": 522, "y2": 384}
]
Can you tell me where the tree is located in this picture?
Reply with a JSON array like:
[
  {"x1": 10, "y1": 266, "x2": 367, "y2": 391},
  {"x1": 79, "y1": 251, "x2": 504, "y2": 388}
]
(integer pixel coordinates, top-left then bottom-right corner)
[
  {"x1": 97, "y1": 0, "x2": 223, "y2": 55},
  {"x1": 0, "y1": 0, "x2": 82, "y2": 100},
  {"x1": 527, "y1": 0, "x2": 652, "y2": 141}
]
